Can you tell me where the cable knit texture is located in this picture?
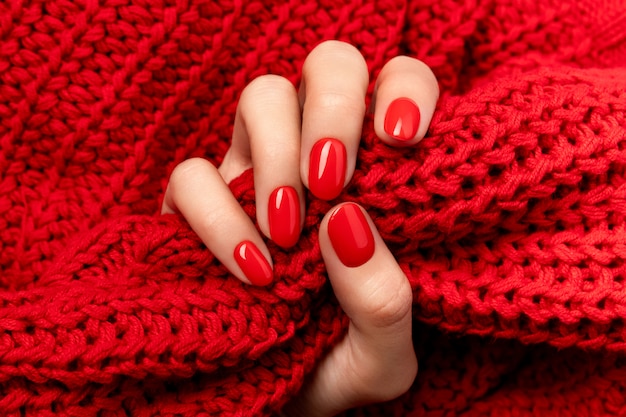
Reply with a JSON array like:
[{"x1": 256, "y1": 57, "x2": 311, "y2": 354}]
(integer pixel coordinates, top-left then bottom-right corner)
[{"x1": 1, "y1": 0, "x2": 626, "y2": 415}]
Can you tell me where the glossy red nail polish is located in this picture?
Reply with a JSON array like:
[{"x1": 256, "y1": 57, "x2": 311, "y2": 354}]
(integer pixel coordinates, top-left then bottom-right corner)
[
  {"x1": 268, "y1": 186, "x2": 300, "y2": 248},
  {"x1": 308, "y1": 138, "x2": 346, "y2": 200},
  {"x1": 384, "y1": 98, "x2": 420, "y2": 141},
  {"x1": 234, "y1": 241, "x2": 273, "y2": 286},
  {"x1": 327, "y1": 203, "x2": 375, "y2": 267}
]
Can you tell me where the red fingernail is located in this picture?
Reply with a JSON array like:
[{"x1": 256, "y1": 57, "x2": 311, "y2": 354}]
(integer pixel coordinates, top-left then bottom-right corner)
[
  {"x1": 327, "y1": 203, "x2": 375, "y2": 267},
  {"x1": 384, "y1": 98, "x2": 420, "y2": 141},
  {"x1": 309, "y1": 138, "x2": 346, "y2": 200},
  {"x1": 234, "y1": 241, "x2": 273, "y2": 286},
  {"x1": 268, "y1": 186, "x2": 301, "y2": 248}
]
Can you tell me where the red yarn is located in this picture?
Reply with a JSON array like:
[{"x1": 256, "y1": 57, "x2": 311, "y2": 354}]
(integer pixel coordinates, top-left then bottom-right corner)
[{"x1": 1, "y1": 0, "x2": 626, "y2": 415}]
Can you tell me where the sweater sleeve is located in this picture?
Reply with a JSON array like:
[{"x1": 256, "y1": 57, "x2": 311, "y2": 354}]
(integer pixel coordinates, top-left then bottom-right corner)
[{"x1": 0, "y1": 169, "x2": 347, "y2": 414}]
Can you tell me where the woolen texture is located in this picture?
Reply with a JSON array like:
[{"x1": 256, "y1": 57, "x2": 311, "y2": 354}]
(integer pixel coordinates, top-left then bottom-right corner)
[{"x1": 1, "y1": 0, "x2": 626, "y2": 415}]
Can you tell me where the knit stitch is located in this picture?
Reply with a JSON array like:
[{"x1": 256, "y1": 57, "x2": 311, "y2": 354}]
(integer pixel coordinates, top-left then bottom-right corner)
[{"x1": 1, "y1": 0, "x2": 625, "y2": 415}]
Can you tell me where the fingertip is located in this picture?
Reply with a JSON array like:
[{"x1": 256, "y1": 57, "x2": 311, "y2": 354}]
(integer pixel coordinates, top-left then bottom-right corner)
[
  {"x1": 325, "y1": 202, "x2": 375, "y2": 268},
  {"x1": 307, "y1": 137, "x2": 347, "y2": 201},
  {"x1": 373, "y1": 56, "x2": 439, "y2": 147},
  {"x1": 267, "y1": 185, "x2": 303, "y2": 248},
  {"x1": 233, "y1": 240, "x2": 274, "y2": 286},
  {"x1": 319, "y1": 203, "x2": 411, "y2": 323},
  {"x1": 384, "y1": 97, "x2": 421, "y2": 142}
]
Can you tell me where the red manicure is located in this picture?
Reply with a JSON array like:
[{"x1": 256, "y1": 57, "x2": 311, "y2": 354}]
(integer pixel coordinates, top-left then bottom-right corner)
[
  {"x1": 327, "y1": 203, "x2": 375, "y2": 267},
  {"x1": 234, "y1": 241, "x2": 273, "y2": 286},
  {"x1": 384, "y1": 98, "x2": 420, "y2": 141},
  {"x1": 268, "y1": 186, "x2": 301, "y2": 248},
  {"x1": 308, "y1": 138, "x2": 346, "y2": 200}
]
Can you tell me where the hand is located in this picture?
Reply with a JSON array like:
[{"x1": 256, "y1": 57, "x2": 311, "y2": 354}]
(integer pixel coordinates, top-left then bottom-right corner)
[
  {"x1": 161, "y1": 40, "x2": 438, "y2": 285},
  {"x1": 161, "y1": 41, "x2": 439, "y2": 415}
]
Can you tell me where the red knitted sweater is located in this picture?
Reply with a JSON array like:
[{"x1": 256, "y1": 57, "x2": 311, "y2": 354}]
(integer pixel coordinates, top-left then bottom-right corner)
[{"x1": 1, "y1": 0, "x2": 626, "y2": 415}]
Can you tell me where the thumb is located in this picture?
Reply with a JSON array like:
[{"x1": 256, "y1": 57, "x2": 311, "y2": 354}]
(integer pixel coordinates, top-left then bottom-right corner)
[{"x1": 282, "y1": 203, "x2": 417, "y2": 417}]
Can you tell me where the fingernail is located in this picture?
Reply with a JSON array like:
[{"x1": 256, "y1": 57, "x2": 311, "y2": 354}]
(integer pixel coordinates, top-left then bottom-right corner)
[
  {"x1": 327, "y1": 203, "x2": 375, "y2": 267},
  {"x1": 384, "y1": 98, "x2": 420, "y2": 141},
  {"x1": 308, "y1": 138, "x2": 346, "y2": 201},
  {"x1": 269, "y1": 186, "x2": 301, "y2": 248},
  {"x1": 234, "y1": 241, "x2": 273, "y2": 286}
]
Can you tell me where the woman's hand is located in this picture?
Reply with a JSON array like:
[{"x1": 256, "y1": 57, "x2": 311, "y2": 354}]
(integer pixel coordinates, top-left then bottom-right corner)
[{"x1": 161, "y1": 41, "x2": 439, "y2": 415}]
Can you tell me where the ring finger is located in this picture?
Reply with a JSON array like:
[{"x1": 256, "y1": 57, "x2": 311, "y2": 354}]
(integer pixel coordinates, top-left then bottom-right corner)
[{"x1": 219, "y1": 74, "x2": 304, "y2": 249}]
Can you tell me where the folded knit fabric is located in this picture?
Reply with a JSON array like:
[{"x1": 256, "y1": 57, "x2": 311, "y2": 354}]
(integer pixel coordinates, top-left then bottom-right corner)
[{"x1": 1, "y1": 0, "x2": 625, "y2": 415}]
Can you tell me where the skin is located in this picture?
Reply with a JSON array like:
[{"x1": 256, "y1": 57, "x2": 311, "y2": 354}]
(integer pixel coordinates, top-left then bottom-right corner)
[{"x1": 162, "y1": 41, "x2": 440, "y2": 416}]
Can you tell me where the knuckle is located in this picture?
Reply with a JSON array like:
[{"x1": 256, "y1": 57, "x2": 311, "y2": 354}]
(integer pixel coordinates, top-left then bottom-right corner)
[
  {"x1": 309, "y1": 90, "x2": 366, "y2": 114},
  {"x1": 309, "y1": 40, "x2": 365, "y2": 65},
  {"x1": 304, "y1": 41, "x2": 368, "y2": 85},
  {"x1": 386, "y1": 54, "x2": 417, "y2": 68},
  {"x1": 381, "y1": 55, "x2": 439, "y2": 97},
  {"x1": 361, "y1": 276, "x2": 413, "y2": 329},
  {"x1": 410, "y1": 58, "x2": 439, "y2": 95},
  {"x1": 240, "y1": 74, "x2": 296, "y2": 106},
  {"x1": 169, "y1": 157, "x2": 215, "y2": 189}
]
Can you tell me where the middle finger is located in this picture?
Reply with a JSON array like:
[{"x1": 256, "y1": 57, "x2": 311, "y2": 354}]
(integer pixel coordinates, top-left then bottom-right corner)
[{"x1": 299, "y1": 40, "x2": 369, "y2": 201}]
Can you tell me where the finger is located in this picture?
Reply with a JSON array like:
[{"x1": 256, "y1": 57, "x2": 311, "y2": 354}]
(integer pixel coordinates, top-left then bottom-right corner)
[
  {"x1": 218, "y1": 75, "x2": 304, "y2": 249},
  {"x1": 283, "y1": 203, "x2": 416, "y2": 416},
  {"x1": 162, "y1": 158, "x2": 273, "y2": 286},
  {"x1": 321, "y1": 203, "x2": 415, "y2": 360},
  {"x1": 373, "y1": 56, "x2": 439, "y2": 146},
  {"x1": 299, "y1": 40, "x2": 369, "y2": 200}
]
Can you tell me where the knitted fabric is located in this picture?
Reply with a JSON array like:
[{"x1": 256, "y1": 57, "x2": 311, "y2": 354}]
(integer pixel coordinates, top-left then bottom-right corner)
[{"x1": 1, "y1": 0, "x2": 626, "y2": 415}]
